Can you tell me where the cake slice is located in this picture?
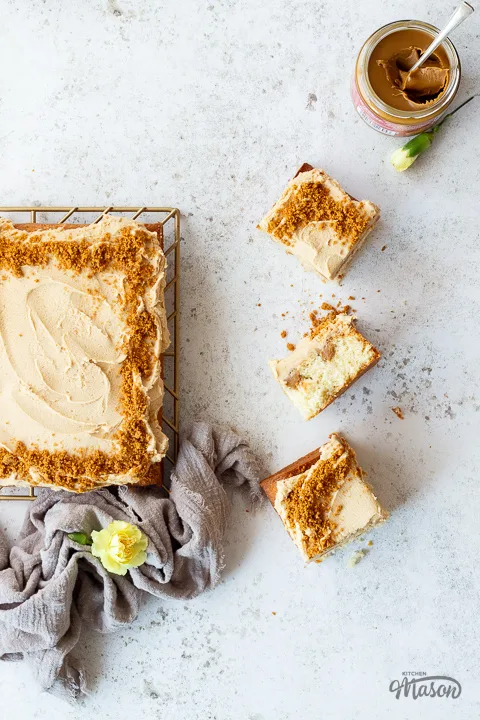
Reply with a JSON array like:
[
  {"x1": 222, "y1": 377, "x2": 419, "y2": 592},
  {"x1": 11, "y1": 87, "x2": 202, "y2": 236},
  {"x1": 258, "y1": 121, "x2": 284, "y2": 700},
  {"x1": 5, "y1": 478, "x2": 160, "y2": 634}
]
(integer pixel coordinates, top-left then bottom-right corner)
[
  {"x1": 269, "y1": 312, "x2": 380, "y2": 420},
  {"x1": 261, "y1": 434, "x2": 388, "y2": 563},
  {"x1": 257, "y1": 163, "x2": 380, "y2": 281}
]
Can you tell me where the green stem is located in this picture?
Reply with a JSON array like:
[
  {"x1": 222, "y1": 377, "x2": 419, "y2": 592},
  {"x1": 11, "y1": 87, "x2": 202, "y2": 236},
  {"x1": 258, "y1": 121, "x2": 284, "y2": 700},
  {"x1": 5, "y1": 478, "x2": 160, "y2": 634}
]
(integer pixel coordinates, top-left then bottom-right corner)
[{"x1": 430, "y1": 95, "x2": 476, "y2": 135}]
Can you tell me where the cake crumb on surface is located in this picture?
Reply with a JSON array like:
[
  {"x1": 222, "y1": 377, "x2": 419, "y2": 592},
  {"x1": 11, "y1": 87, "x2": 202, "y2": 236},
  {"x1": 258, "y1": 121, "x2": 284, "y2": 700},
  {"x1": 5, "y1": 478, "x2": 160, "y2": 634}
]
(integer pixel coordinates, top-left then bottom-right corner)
[
  {"x1": 392, "y1": 407, "x2": 404, "y2": 420},
  {"x1": 348, "y1": 549, "x2": 367, "y2": 567},
  {"x1": 320, "y1": 301, "x2": 352, "y2": 316},
  {"x1": 321, "y1": 301, "x2": 336, "y2": 313},
  {"x1": 280, "y1": 330, "x2": 287, "y2": 338},
  {"x1": 286, "y1": 342, "x2": 295, "y2": 352}
]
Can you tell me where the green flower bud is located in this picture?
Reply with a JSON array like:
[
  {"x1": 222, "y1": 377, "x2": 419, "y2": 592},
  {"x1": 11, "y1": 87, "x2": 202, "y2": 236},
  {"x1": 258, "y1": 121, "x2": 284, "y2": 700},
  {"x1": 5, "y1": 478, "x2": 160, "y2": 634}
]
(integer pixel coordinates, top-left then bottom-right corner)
[
  {"x1": 391, "y1": 133, "x2": 434, "y2": 172},
  {"x1": 390, "y1": 96, "x2": 475, "y2": 172}
]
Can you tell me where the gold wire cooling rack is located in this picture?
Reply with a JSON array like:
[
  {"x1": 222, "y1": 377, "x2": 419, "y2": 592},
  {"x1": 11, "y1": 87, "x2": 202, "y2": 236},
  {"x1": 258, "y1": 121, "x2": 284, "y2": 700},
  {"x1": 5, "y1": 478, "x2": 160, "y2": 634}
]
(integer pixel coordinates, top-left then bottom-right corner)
[{"x1": 0, "y1": 206, "x2": 180, "y2": 501}]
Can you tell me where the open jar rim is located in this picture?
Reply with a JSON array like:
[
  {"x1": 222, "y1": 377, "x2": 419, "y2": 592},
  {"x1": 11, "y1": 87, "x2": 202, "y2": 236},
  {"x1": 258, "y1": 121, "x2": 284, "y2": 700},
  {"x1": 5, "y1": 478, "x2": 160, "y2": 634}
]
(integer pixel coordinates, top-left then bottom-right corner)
[{"x1": 356, "y1": 20, "x2": 461, "y2": 120}]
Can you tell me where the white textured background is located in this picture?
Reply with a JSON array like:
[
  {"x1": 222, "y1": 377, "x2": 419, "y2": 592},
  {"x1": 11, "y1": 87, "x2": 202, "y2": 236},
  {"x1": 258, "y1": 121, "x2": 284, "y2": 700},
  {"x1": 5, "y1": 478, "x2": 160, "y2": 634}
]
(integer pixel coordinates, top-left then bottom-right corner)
[{"x1": 1, "y1": 1, "x2": 479, "y2": 718}]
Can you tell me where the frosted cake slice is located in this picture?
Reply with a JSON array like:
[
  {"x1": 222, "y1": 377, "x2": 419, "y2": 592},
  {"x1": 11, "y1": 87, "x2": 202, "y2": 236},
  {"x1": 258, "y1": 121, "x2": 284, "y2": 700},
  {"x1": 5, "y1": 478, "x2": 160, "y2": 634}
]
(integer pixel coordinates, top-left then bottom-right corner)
[
  {"x1": 257, "y1": 163, "x2": 380, "y2": 281},
  {"x1": 261, "y1": 433, "x2": 388, "y2": 563},
  {"x1": 269, "y1": 313, "x2": 380, "y2": 420}
]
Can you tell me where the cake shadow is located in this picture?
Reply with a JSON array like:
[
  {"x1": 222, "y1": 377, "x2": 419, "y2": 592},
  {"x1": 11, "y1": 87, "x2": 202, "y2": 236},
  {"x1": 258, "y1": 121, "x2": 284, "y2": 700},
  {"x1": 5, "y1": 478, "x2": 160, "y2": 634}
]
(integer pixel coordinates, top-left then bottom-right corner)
[{"x1": 352, "y1": 436, "x2": 441, "y2": 514}]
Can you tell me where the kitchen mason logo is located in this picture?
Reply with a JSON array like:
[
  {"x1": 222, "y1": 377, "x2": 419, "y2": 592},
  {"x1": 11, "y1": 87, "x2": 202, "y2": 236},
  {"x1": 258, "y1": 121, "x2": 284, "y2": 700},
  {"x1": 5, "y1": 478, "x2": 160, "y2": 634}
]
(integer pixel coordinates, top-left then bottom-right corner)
[{"x1": 389, "y1": 672, "x2": 461, "y2": 700}]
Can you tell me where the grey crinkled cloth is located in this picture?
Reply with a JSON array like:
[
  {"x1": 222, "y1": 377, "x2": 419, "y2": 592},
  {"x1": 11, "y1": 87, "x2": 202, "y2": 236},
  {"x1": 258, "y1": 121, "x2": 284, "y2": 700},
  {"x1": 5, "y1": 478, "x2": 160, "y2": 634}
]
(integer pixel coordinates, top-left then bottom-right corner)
[{"x1": 0, "y1": 422, "x2": 261, "y2": 701}]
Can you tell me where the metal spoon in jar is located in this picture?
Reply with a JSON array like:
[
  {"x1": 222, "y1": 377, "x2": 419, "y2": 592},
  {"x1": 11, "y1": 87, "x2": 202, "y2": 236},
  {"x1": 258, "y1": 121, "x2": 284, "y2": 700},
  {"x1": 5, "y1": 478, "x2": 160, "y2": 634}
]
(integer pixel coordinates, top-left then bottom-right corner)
[{"x1": 409, "y1": 2, "x2": 474, "y2": 74}]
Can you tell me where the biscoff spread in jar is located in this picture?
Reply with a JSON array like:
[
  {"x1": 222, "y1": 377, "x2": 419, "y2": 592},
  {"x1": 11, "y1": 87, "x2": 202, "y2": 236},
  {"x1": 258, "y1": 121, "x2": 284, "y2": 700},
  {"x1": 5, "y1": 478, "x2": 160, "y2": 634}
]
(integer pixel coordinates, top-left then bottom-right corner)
[{"x1": 352, "y1": 20, "x2": 461, "y2": 136}]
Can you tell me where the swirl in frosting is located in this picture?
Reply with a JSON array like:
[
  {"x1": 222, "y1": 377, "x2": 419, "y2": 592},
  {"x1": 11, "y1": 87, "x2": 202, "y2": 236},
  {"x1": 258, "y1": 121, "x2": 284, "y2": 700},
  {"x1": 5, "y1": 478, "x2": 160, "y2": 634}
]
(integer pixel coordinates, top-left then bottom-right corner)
[{"x1": 0, "y1": 264, "x2": 128, "y2": 452}]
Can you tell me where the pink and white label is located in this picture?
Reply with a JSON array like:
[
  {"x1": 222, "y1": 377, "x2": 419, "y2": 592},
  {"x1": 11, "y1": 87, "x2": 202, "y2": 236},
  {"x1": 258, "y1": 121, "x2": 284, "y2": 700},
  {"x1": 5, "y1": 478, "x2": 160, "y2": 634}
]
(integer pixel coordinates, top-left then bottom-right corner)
[{"x1": 351, "y1": 78, "x2": 437, "y2": 137}]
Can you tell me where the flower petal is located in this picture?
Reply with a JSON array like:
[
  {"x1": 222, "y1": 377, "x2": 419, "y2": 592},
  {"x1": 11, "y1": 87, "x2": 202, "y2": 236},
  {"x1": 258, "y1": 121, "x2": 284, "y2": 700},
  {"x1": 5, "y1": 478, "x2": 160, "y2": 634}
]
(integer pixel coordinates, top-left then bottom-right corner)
[
  {"x1": 127, "y1": 550, "x2": 147, "y2": 569},
  {"x1": 89, "y1": 521, "x2": 148, "y2": 575},
  {"x1": 391, "y1": 148, "x2": 417, "y2": 172}
]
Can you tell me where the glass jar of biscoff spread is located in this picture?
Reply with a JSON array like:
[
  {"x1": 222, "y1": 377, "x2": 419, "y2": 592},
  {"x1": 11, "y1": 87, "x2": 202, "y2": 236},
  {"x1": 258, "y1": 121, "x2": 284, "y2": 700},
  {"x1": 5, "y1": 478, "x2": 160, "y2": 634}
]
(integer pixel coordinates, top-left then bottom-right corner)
[{"x1": 352, "y1": 20, "x2": 461, "y2": 136}]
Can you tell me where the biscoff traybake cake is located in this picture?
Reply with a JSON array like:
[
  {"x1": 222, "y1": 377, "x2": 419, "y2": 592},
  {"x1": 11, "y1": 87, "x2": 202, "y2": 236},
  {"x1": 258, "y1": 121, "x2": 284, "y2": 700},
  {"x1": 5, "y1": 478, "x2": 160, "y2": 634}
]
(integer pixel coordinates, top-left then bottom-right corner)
[
  {"x1": 269, "y1": 311, "x2": 380, "y2": 420},
  {"x1": 0, "y1": 215, "x2": 169, "y2": 492},
  {"x1": 257, "y1": 163, "x2": 380, "y2": 281},
  {"x1": 261, "y1": 433, "x2": 388, "y2": 563}
]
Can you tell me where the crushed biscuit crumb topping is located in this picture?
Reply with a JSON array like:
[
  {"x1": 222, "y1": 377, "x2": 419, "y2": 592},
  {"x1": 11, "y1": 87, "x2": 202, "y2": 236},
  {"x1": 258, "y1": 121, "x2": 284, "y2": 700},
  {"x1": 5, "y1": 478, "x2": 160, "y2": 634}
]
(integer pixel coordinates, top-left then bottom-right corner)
[
  {"x1": 282, "y1": 443, "x2": 354, "y2": 558},
  {"x1": 267, "y1": 181, "x2": 370, "y2": 247}
]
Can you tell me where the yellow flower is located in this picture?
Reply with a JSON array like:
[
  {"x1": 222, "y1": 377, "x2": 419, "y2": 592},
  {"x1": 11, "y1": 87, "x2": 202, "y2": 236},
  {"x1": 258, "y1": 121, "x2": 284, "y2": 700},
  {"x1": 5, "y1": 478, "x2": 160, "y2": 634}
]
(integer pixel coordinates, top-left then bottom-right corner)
[{"x1": 91, "y1": 521, "x2": 148, "y2": 576}]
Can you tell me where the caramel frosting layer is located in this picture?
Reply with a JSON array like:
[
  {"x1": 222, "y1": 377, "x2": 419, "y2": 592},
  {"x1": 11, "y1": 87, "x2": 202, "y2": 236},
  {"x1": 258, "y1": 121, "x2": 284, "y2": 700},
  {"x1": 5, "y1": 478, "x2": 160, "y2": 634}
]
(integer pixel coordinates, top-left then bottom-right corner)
[
  {"x1": 273, "y1": 434, "x2": 388, "y2": 562},
  {"x1": 0, "y1": 216, "x2": 169, "y2": 491},
  {"x1": 0, "y1": 266, "x2": 125, "y2": 447},
  {"x1": 258, "y1": 168, "x2": 380, "y2": 281}
]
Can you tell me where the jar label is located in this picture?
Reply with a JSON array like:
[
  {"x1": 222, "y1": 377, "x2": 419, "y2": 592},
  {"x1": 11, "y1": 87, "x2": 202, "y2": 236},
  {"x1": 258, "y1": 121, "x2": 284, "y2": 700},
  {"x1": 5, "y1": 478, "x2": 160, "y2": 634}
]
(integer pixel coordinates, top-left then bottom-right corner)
[
  {"x1": 355, "y1": 105, "x2": 397, "y2": 135},
  {"x1": 351, "y1": 76, "x2": 439, "y2": 137}
]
